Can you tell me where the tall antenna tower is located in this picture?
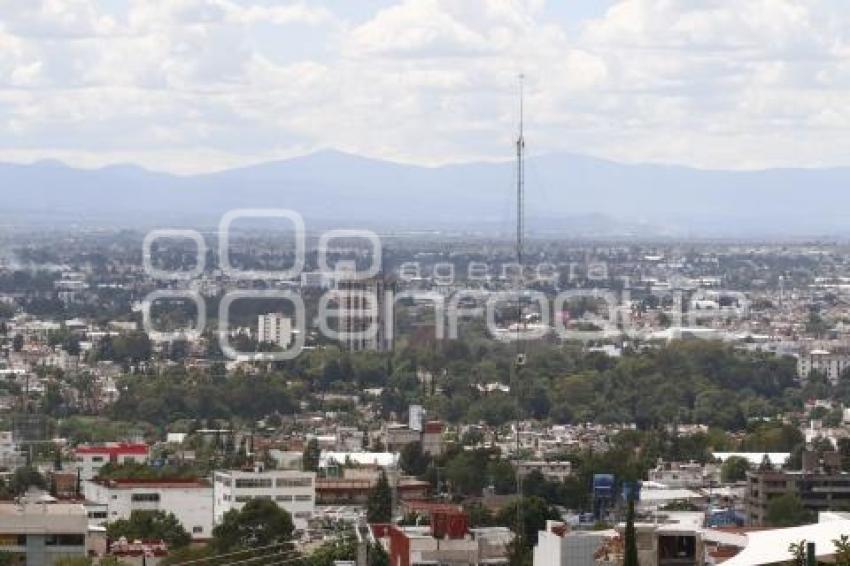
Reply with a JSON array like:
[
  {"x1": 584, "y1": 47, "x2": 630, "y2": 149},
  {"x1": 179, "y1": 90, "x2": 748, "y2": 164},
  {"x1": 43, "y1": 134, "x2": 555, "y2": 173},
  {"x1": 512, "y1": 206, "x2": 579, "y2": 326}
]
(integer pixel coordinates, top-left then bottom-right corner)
[
  {"x1": 512, "y1": 72, "x2": 526, "y2": 561},
  {"x1": 516, "y1": 74, "x2": 525, "y2": 268}
]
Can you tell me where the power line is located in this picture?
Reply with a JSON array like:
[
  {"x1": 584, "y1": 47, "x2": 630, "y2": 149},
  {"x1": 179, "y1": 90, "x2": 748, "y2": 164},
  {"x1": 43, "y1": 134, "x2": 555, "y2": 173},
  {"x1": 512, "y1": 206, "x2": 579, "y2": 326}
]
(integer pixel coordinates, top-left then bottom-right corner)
[
  {"x1": 219, "y1": 550, "x2": 301, "y2": 566},
  {"x1": 246, "y1": 556, "x2": 305, "y2": 566},
  {"x1": 169, "y1": 542, "x2": 295, "y2": 566}
]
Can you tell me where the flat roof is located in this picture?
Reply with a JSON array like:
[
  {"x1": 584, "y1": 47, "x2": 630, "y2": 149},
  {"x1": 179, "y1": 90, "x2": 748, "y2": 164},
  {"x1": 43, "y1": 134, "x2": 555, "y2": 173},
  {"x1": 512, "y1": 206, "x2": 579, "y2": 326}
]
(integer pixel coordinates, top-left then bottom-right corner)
[
  {"x1": 723, "y1": 519, "x2": 850, "y2": 566},
  {"x1": 0, "y1": 503, "x2": 86, "y2": 517}
]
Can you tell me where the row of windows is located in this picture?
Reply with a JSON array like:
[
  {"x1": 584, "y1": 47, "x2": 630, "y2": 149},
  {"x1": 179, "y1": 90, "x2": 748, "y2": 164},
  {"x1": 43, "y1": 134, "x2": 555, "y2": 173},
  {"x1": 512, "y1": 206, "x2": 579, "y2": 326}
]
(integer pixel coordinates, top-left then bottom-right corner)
[
  {"x1": 231, "y1": 494, "x2": 312, "y2": 503},
  {"x1": 234, "y1": 479, "x2": 273, "y2": 489},
  {"x1": 229, "y1": 477, "x2": 313, "y2": 489},
  {"x1": 45, "y1": 534, "x2": 85, "y2": 547},
  {"x1": 277, "y1": 478, "x2": 313, "y2": 488},
  {"x1": 131, "y1": 493, "x2": 160, "y2": 503}
]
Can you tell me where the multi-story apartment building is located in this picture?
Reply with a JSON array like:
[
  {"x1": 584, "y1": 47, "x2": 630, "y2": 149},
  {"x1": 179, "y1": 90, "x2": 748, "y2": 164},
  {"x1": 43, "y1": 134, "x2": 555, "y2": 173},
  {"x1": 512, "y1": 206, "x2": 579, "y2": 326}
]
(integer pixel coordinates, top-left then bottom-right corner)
[
  {"x1": 336, "y1": 276, "x2": 390, "y2": 352},
  {"x1": 74, "y1": 443, "x2": 150, "y2": 481},
  {"x1": 258, "y1": 313, "x2": 293, "y2": 348},
  {"x1": 384, "y1": 423, "x2": 422, "y2": 453},
  {"x1": 746, "y1": 464, "x2": 850, "y2": 525},
  {"x1": 797, "y1": 349, "x2": 850, "y2": 382},
  {"x1": 383, "y1": 421, "x2": 444, "y2": 456},
  {"x1": 421, "y1": 421, "x2": 445, "y2": 457},
  {"x1": 0, "y1": 501, "x2": 88, "y2": 565},
  {"x1": 83, "y1": 477, "x2": 213, "y2": 540},
  {"x1": 213, "y1": 468, "x2": 316, "y2": 530}
]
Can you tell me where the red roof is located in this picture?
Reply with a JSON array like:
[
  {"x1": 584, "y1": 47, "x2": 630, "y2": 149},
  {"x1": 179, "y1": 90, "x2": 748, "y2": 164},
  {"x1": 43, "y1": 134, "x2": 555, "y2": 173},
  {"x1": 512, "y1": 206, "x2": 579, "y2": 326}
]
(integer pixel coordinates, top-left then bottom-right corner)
[
  {"x1": 402, "y1": 501, "x2": 463, "y2": 515},
  {"x1": 75, "y1": 443, "x2": 149, "y2": 456}
]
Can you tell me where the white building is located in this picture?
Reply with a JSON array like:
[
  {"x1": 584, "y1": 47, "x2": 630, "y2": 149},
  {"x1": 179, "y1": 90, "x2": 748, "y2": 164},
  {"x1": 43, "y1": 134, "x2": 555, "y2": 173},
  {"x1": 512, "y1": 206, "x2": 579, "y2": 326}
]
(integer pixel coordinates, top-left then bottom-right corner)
[
  {"x1": 409, "y1": 405, "x2": 425, "y2": 432},
  {"x1": 213, "y1": 468, "x2": 316, "y2": 530},
  {"x1": 797, "y1": 349, "x2": 850, "y2": 382},
  {"x1": 258, "y1": 313, "x2": 293, "y2": 348},
  {"x1": 73, "y1": 443, "x2": 150, "y2": 481},
  {"x1": 533, "y1": 521, "x2": 613, "y2": 566},
  {"x1": 82, "y1": 478, "x2": 213, "y2": 540},
  {"x1": 647, "y1": 461, "x2": 706, "y2": 489}
]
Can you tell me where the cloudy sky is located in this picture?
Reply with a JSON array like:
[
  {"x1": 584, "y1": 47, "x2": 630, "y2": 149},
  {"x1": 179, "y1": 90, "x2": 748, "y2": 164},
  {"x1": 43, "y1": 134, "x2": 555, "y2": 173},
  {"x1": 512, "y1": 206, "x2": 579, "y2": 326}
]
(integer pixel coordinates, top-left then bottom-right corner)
[{"x1": 1, "y1": 0, "x2": 849, "y2": 173}]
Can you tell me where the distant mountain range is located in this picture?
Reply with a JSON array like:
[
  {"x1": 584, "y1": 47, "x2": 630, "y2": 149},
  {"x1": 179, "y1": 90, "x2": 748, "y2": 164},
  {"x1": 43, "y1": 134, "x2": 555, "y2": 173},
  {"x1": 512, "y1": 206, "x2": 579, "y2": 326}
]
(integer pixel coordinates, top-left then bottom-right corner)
[{"x1": 2, "y1": 150, "x2": 850, "y2": 238}]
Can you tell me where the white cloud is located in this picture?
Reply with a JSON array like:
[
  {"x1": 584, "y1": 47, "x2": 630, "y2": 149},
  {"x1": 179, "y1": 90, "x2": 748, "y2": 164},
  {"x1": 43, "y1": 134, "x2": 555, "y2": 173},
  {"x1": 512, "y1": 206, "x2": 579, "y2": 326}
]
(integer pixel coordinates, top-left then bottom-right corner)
[{"x1": 0, "y1": 0, "x2": 849, "y2": 172}]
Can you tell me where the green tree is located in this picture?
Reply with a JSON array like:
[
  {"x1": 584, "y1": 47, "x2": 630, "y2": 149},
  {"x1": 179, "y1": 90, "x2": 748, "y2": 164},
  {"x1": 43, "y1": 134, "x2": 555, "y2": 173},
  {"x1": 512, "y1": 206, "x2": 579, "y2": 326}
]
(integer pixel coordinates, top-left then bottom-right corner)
[
  {"x1": 834, "y1": 534, "x2": 850, "y2": 566},
  {"x1": 496, "y1": 496, "x2": 560, "y2": 548},
  {"x1": 106, "y1": 510, "x2": 191, "y2": 548},
  {"x1": 302, "y1": 438, "x2": 320, "y2": 473},
  {"x1": 721, "y1": 456, "x2": 750, "y2": 483},
  {"x1": 766, "y1": 494, "x2": 812, "y2": 527},
  {"x1": 399, "y1": 442, "x2": 431, "y2": 477},
  {"x1": 367, "y1": 470, "x2": 392, "y2": 523},
  {"x1": 368, "y1": 542, "x2": 389, "y2": 566},
  {"x1": 212, "y1": 499, "x2": 294, "y2": 552},
  {"x1": 7, "y1": 466, "x2": 46, "y2": 496},
  {"x1": 788, "y1": 540, "x2": 807, "y2": 566},
  {"x1": 306, "y1": 534, "x2": 357, "y2": 566}
]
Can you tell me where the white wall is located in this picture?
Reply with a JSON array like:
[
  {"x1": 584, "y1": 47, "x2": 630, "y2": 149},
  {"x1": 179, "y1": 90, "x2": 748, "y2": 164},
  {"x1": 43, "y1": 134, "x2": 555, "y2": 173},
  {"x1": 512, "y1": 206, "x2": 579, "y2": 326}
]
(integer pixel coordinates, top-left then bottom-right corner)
[{"x1": 83, "y1": 481, "x2": 213, "y2": 540}]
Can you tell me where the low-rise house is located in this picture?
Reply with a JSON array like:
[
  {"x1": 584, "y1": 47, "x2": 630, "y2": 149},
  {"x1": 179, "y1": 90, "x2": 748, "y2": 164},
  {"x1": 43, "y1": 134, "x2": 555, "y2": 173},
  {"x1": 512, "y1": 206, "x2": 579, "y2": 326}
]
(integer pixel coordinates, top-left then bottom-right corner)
[
  {"x1": 372, "y1": 510, "x2": 513, "y2": 566},
  {"x1": 517, "y1": 460, "x2": 572, "y2": 483},
  {"x1": 74, "y1": 442, "x2": 150, "y2": 481}
]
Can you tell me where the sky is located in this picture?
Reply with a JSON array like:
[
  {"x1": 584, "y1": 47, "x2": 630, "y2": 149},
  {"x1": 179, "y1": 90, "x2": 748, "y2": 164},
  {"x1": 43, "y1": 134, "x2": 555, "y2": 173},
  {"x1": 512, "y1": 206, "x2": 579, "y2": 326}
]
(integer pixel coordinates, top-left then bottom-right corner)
[{"x1": 1, "y1": 0, "x2": 849, "y2": 173}]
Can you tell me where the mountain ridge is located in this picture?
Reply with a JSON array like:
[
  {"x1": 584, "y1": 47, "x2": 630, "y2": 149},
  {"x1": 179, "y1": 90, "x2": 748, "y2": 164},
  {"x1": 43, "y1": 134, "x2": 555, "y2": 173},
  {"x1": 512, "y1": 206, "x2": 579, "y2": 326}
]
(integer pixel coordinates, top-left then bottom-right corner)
[{"x1": 2, "y1": 150, "x2": 850, "y2": 237}]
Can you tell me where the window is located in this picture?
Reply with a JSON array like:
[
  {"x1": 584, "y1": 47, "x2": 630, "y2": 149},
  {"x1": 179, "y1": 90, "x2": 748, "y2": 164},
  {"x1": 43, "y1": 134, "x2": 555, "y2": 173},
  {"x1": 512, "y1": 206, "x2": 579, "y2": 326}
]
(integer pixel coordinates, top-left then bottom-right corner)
[
  {"x1": 235, "y1": 478, "x2": 273, "y2": 488},
  {"x1": 131, "y1": 493, "x2": 160, "y2": 503},
  {"x1": 276, "y1": 478, "x2": 312, "y2": 488},
  {"x1": 295, "y1": 495, "x2": 312, "y2": 502},
  {"x1": 275, "y1": 495, "x2": 293, "y2": 502},
  {"x1": 88, "y1": 511, "x2": 108, "y2": 519},
  {"x1": 193, "y1": 526, "x2": 203, "y2": 534},
  {"x1": 92, "y1": 456, "x2": 104, "y2": 462},
  {"x1": 46, "y1": 534, "x2": 85, "y2": 547},
  {"x1": 0, "y1": 535, "x2": 26, "y2": 546},
  {"x1": 234, "y1": 496, "x2": 251, "y2": 503}
]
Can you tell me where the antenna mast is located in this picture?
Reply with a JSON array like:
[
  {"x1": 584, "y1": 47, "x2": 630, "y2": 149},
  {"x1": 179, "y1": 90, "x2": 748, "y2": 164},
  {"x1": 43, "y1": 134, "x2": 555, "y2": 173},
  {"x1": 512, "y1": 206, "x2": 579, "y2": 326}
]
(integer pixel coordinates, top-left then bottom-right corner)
[
  {"x1": 512, "y1": 73, "x2": 526, "y2": 557},
  {"x1": 516, "y1": 74, "x2": 525, "y2": 267}
]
